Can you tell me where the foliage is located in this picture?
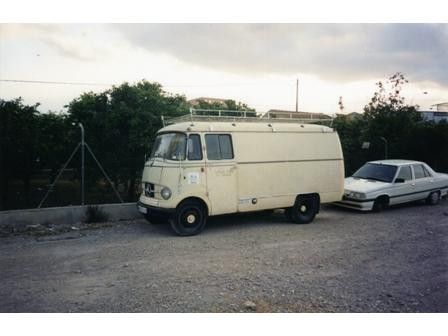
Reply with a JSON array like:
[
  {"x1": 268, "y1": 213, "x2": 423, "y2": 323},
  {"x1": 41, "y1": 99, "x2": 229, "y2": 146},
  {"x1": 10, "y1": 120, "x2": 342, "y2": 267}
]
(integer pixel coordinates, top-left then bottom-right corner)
[
  {"x1": 66, "y1": 80, "x2": 190, "y2": 200},
  {"x1": 193, "y1": 99, "x2": 256, "y2": 116},
  {"x1": 85, "y1": 205, "x2": 109, "y2": 223},
  {"x1": 333, "y1": 72, "x2": 447, "y2": 176},
  {"x1": 0, "y1": 98, "x2": 40, "y2": 209},
  {"x1": 2, "y1": 75, "x2": 448, "y2": 210}
]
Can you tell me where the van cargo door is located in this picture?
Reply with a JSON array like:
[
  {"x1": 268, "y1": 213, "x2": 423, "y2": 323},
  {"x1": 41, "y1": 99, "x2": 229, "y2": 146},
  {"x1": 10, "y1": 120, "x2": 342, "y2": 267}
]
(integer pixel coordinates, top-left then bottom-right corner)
[
  {"x1": 204, "y1": 134, "x2": 238, "y2": 215},
  {"x1": 206, "y1": 162, "x2": 237, "y2": 215}
]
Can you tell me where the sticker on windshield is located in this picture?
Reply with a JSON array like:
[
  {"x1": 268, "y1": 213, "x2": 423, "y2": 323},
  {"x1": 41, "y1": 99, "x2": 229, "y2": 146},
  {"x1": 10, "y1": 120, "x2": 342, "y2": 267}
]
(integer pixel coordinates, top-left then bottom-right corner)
[{"x1": 188, "y1": 172, "x2": 200, "y2": 184}]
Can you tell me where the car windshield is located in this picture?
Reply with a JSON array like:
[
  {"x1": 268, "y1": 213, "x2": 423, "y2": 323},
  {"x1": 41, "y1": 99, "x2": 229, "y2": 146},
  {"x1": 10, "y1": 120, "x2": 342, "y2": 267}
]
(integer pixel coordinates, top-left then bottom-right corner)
[
  {"x1": 150, "y1": 132, "x2": 186, "y2": 161},
  {"x1": 352, "y1": 163, "x2": 397, "y2": 183}
]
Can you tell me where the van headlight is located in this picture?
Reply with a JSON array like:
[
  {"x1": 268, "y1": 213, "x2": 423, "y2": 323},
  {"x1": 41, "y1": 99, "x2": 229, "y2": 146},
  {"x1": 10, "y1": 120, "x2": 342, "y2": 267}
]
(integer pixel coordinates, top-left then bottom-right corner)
[{"x1": 161, "y1": 187, "x2": 172, "y2": 200}]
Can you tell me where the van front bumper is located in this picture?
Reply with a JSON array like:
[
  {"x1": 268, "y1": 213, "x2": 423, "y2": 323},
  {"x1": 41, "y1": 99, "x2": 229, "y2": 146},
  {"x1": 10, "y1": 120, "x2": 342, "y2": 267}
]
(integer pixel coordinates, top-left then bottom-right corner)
[{"x1": 137, "y1": 201, "x2": 175, "y2": 218}]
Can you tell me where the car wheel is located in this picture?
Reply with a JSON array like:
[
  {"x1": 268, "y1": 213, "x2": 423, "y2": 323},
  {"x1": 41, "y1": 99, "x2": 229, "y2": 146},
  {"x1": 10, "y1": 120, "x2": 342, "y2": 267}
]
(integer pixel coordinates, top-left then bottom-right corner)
[
  {"x1": 289, "y1": 195, "x2": 319, "y2": 224},
  {"x1": 169, "y1": 200, "x2": 207, "y2": 236},
  {"x1": 426, "y1": 191, "x2": 440, "y2": 205},
  {"x1": 372, "y1": 197, "x2": 388, "y2": 212}
]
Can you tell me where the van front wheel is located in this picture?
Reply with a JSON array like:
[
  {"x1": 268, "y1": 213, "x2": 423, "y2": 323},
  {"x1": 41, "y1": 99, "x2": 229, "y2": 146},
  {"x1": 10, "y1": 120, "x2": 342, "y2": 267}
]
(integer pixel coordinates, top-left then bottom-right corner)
[
  {"x1": 169, "y1": 200, "x2": 207, "y2": 236},
  {"x1": 289, "y1": 195, "x2": 319, "y2": 224}
]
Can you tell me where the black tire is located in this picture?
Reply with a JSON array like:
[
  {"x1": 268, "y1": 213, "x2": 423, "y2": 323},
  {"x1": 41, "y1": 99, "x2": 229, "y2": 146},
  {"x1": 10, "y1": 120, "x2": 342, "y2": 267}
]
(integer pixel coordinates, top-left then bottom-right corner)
[
  {"x1": 169, "y1": 200, "x2": 207, "y2": 236},
  {"x1": 284, "y1": 207, "x2": 293, "y2": 221},
  {"x1": 372, "y1": 197, "x2": 388, "y2": 212},
  {"x1": 289, "y1": 195, "x2": 319, "y2": 224},
  {"x1": 426, "y1": 191, "x2": 440, "y2": 205}
]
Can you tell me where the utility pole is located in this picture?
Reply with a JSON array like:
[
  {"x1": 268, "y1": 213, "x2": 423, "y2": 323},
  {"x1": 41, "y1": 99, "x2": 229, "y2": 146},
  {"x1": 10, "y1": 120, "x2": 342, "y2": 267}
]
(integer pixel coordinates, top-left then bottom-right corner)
[
  {"x1": 295, "y1": 78, "x2": 299, "y2": 112},
  {"x1": 79, "y1": 123, "x2": 85, "y2": 205}
]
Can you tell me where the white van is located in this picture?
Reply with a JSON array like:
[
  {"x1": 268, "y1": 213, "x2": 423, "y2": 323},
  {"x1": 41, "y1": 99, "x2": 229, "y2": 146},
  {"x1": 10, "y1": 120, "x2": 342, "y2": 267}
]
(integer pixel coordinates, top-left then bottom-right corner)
[{"x1": 137, "y1": 110, "x2": 344, "y2": 236}]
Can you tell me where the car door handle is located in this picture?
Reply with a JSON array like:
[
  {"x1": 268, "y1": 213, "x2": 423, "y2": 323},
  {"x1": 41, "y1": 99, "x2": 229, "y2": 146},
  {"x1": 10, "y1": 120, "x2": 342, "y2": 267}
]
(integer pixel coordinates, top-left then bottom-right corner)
[{"x1": 411, "y1": 183, "x2": 416, "y2": 186}]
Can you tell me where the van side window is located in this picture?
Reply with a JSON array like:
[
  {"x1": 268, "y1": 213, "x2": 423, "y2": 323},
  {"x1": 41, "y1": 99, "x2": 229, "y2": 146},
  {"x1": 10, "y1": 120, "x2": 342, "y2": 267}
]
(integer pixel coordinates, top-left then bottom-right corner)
[
  {"x1": 205, "y1": 134, "x2": 234, "y2": 160},
  {"x1": 413, "y1": 164, "x2": 426, "y2": 179},
  {"x1": 396, "y1": 166, "x2": 412, "y2": 181},
  {"x1": 187, "y1": 134, "x2": 202, "y2": 160}
]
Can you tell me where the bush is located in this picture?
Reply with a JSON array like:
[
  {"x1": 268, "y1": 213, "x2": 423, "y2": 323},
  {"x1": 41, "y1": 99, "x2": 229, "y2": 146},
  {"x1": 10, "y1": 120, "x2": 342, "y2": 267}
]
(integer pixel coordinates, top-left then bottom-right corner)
[{"x1": 85, "y1": 205, "x2": 109, "y2": 223}]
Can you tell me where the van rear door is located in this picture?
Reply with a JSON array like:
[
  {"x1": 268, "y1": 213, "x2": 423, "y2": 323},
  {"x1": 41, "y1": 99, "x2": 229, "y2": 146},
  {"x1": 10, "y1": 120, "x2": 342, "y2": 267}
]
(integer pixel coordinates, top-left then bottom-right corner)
[{"x1": 204, "y1": 134, "x2": 238, "y2": 215}]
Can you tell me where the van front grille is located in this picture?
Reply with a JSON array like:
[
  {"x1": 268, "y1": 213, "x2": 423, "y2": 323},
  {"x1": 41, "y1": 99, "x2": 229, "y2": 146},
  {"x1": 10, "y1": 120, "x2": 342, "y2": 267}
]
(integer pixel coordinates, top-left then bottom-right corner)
[{"x1": 144, "y1": 183, "x2": 155, "y2": 198}]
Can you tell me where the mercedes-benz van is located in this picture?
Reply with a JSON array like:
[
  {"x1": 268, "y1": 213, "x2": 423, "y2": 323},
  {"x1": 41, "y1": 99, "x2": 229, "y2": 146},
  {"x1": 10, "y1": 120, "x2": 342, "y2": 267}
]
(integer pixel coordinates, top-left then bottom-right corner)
[{"x1": 137, "y1": 112, "x2": 344, "y2": 236}]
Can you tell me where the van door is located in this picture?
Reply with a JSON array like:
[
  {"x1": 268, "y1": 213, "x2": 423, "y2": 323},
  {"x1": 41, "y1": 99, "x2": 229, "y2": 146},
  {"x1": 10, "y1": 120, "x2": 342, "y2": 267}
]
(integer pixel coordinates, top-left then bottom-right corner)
[{"x1": 204, "y1": 134, "x2": 238, "y2": 215}]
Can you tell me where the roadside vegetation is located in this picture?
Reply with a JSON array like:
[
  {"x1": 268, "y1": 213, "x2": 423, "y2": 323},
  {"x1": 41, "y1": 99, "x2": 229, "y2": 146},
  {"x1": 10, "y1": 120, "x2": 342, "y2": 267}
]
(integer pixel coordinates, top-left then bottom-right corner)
[{"x1": 1, "y1": 73, "x2": 447, "y2": 210}]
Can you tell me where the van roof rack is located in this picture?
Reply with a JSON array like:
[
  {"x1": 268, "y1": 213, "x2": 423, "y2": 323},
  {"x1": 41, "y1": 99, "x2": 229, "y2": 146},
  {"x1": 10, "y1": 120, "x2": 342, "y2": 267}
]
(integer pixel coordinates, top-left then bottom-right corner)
[{"x1": 163, "y1": 108, "x2": 334, "y2": 127}]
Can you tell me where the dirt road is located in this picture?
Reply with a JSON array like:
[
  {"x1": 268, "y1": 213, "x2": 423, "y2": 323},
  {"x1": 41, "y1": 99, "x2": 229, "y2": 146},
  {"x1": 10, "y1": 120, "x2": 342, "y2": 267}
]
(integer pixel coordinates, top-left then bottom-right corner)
[{"x1": 1, "y1": 201, "x2": 447, "y2": 312}]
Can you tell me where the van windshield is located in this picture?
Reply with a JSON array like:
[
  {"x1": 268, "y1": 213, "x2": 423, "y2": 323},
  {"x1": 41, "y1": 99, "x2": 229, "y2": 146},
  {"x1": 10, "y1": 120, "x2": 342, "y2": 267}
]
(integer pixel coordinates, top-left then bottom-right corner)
[
  {"x1": 150, "y1": 132, "x2": 186, "y2": 161},
  {"x1": 352, "y1": 163, "x2": 397, "y2": 183}
]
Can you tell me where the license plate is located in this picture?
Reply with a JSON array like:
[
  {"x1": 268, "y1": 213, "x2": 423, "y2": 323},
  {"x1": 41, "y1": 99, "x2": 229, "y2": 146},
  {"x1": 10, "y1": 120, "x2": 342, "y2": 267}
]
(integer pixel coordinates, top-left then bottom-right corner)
[{"x1": 138, "y1": 205, "x2": 148, "y2": 214}]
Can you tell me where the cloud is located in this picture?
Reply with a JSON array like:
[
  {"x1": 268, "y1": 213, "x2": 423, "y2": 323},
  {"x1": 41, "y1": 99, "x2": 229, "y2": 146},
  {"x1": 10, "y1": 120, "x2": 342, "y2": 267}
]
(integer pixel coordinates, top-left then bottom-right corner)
[
  {"x1": 1, "y1": 23, "x2": 107, "y2": 62},
  {"x1": 113, "y1": 23, "x2": 448, "y2": 84}
]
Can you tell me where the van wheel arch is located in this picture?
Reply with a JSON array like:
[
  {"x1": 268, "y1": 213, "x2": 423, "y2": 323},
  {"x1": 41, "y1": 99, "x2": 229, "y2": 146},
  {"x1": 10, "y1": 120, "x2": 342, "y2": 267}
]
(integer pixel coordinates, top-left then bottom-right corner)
[
  {"x1": 286, "y1": 193, "x2": 320, "y2": 224},
  {"x1": 176, "y1": 197, "x2": 209, "y2": 216},
  {"x1": 169, "y1": 197, "x2": 208, "y2": 236}
]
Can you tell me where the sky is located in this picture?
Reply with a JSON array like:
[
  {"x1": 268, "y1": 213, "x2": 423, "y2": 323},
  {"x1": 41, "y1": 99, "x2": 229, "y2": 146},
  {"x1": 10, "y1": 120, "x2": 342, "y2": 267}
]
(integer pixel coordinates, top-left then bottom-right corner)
[{"x1": 1, "y1": 23, "x2": 447, "y2": 114}]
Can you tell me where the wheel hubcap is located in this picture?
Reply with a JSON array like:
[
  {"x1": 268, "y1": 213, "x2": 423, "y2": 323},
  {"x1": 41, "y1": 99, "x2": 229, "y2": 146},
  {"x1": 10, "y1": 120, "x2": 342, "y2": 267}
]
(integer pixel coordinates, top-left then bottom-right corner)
[
  {"x1": 186, "y1": 214, "x2": 196, "y2": 224},
  {"x1": 300, "y1": 205, "x2": 307, "y2": 213}
]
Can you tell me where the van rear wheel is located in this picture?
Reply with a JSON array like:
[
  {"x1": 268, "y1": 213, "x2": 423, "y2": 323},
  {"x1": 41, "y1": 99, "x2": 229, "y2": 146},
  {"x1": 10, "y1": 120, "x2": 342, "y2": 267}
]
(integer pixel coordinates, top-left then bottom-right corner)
[
  {"x1": 289, "y1": 195, "x2": 319, "y2": 224},
  {"x1": 169, "y1": 200, "x2": 207, "y2": 236}
]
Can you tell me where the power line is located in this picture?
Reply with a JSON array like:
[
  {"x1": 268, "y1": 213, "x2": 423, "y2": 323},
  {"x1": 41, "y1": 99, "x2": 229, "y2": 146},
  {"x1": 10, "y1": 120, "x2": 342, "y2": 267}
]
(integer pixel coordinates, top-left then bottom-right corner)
[
  {"x1": 0, "y1": 79, "x2": 113, "y2": 86},
  {"x1": 0, "y1": 78, "x2": 296, "y2": 88}
]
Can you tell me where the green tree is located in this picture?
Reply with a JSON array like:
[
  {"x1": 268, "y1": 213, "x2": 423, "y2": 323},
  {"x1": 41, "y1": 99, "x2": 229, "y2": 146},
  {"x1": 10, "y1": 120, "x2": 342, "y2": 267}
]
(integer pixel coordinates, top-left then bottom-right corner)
[
  {"x1": 0, "y1": 98, "x2": 40, "y2": 209},
  {"x1": 332, "y1": 114, "x2": 366, "y2": 175},
  {"x1": 66, "y1": 80, "x2": 189, "y2": 200},
  {"x1": 193, "y1": 99, "x2": 256, "y2": 116},
  {"x1": 333, "y1": 73, "x2": 424, "y2": 176},
  {"x1": 35, "y1": 112, "x2": 73, "y2": 182},
  {"x1": 362, "y1": 72, "x2": 421, "y2": 160}
]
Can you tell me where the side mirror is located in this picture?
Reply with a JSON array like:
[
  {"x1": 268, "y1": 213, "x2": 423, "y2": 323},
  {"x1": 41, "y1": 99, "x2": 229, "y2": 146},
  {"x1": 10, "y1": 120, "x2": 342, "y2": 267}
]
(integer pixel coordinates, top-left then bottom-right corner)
[{"x1": 395, "y1": 178, "x2": 405, "y2": 183}]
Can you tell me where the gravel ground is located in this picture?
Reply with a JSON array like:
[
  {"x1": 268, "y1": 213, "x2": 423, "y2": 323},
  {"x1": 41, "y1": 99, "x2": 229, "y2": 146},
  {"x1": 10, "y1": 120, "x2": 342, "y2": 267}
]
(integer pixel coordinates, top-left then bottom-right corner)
[{"x1": 0, "y1": 200, "x2": 447, "y2": 313}]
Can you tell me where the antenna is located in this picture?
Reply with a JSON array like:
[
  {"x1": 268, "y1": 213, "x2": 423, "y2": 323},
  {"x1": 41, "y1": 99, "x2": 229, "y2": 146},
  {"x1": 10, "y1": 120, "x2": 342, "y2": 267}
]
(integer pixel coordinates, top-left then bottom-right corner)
[{"x1": 295, "y1": 78, "x2": 299, "y2": 112}]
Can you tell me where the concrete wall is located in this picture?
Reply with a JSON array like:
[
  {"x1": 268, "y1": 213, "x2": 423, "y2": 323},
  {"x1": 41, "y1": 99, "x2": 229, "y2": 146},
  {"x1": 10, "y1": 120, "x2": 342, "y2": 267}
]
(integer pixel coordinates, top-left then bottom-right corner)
[{"x1": 0, "y1": 203, "x2": 141, "y2": 229}]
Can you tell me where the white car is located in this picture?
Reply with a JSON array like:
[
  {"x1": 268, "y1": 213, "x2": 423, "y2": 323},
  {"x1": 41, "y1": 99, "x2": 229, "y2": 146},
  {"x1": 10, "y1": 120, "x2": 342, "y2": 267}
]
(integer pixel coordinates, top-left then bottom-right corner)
[{"x1": 335, "y1": 160, "x2": 448, "y2": 211}]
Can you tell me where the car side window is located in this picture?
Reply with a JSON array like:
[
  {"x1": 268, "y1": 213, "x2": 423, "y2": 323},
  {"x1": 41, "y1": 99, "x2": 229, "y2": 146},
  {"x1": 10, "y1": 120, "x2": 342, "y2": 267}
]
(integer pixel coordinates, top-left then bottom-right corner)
[
  {"x1": 396, "y1": 166, "x2": 412, "y2": 181},
  {"x1": 205, "y1": 134, "x2": 234, "y2": 160},
  {"x1": 422, "y1": 166, "x2": 432, "y2": 177},
  {"x1": 413, "y1": 165, "x2": 426, "y2": 179},
  {"x1": 187, "y1": 134, "x2": 202, "y2": 160}
]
